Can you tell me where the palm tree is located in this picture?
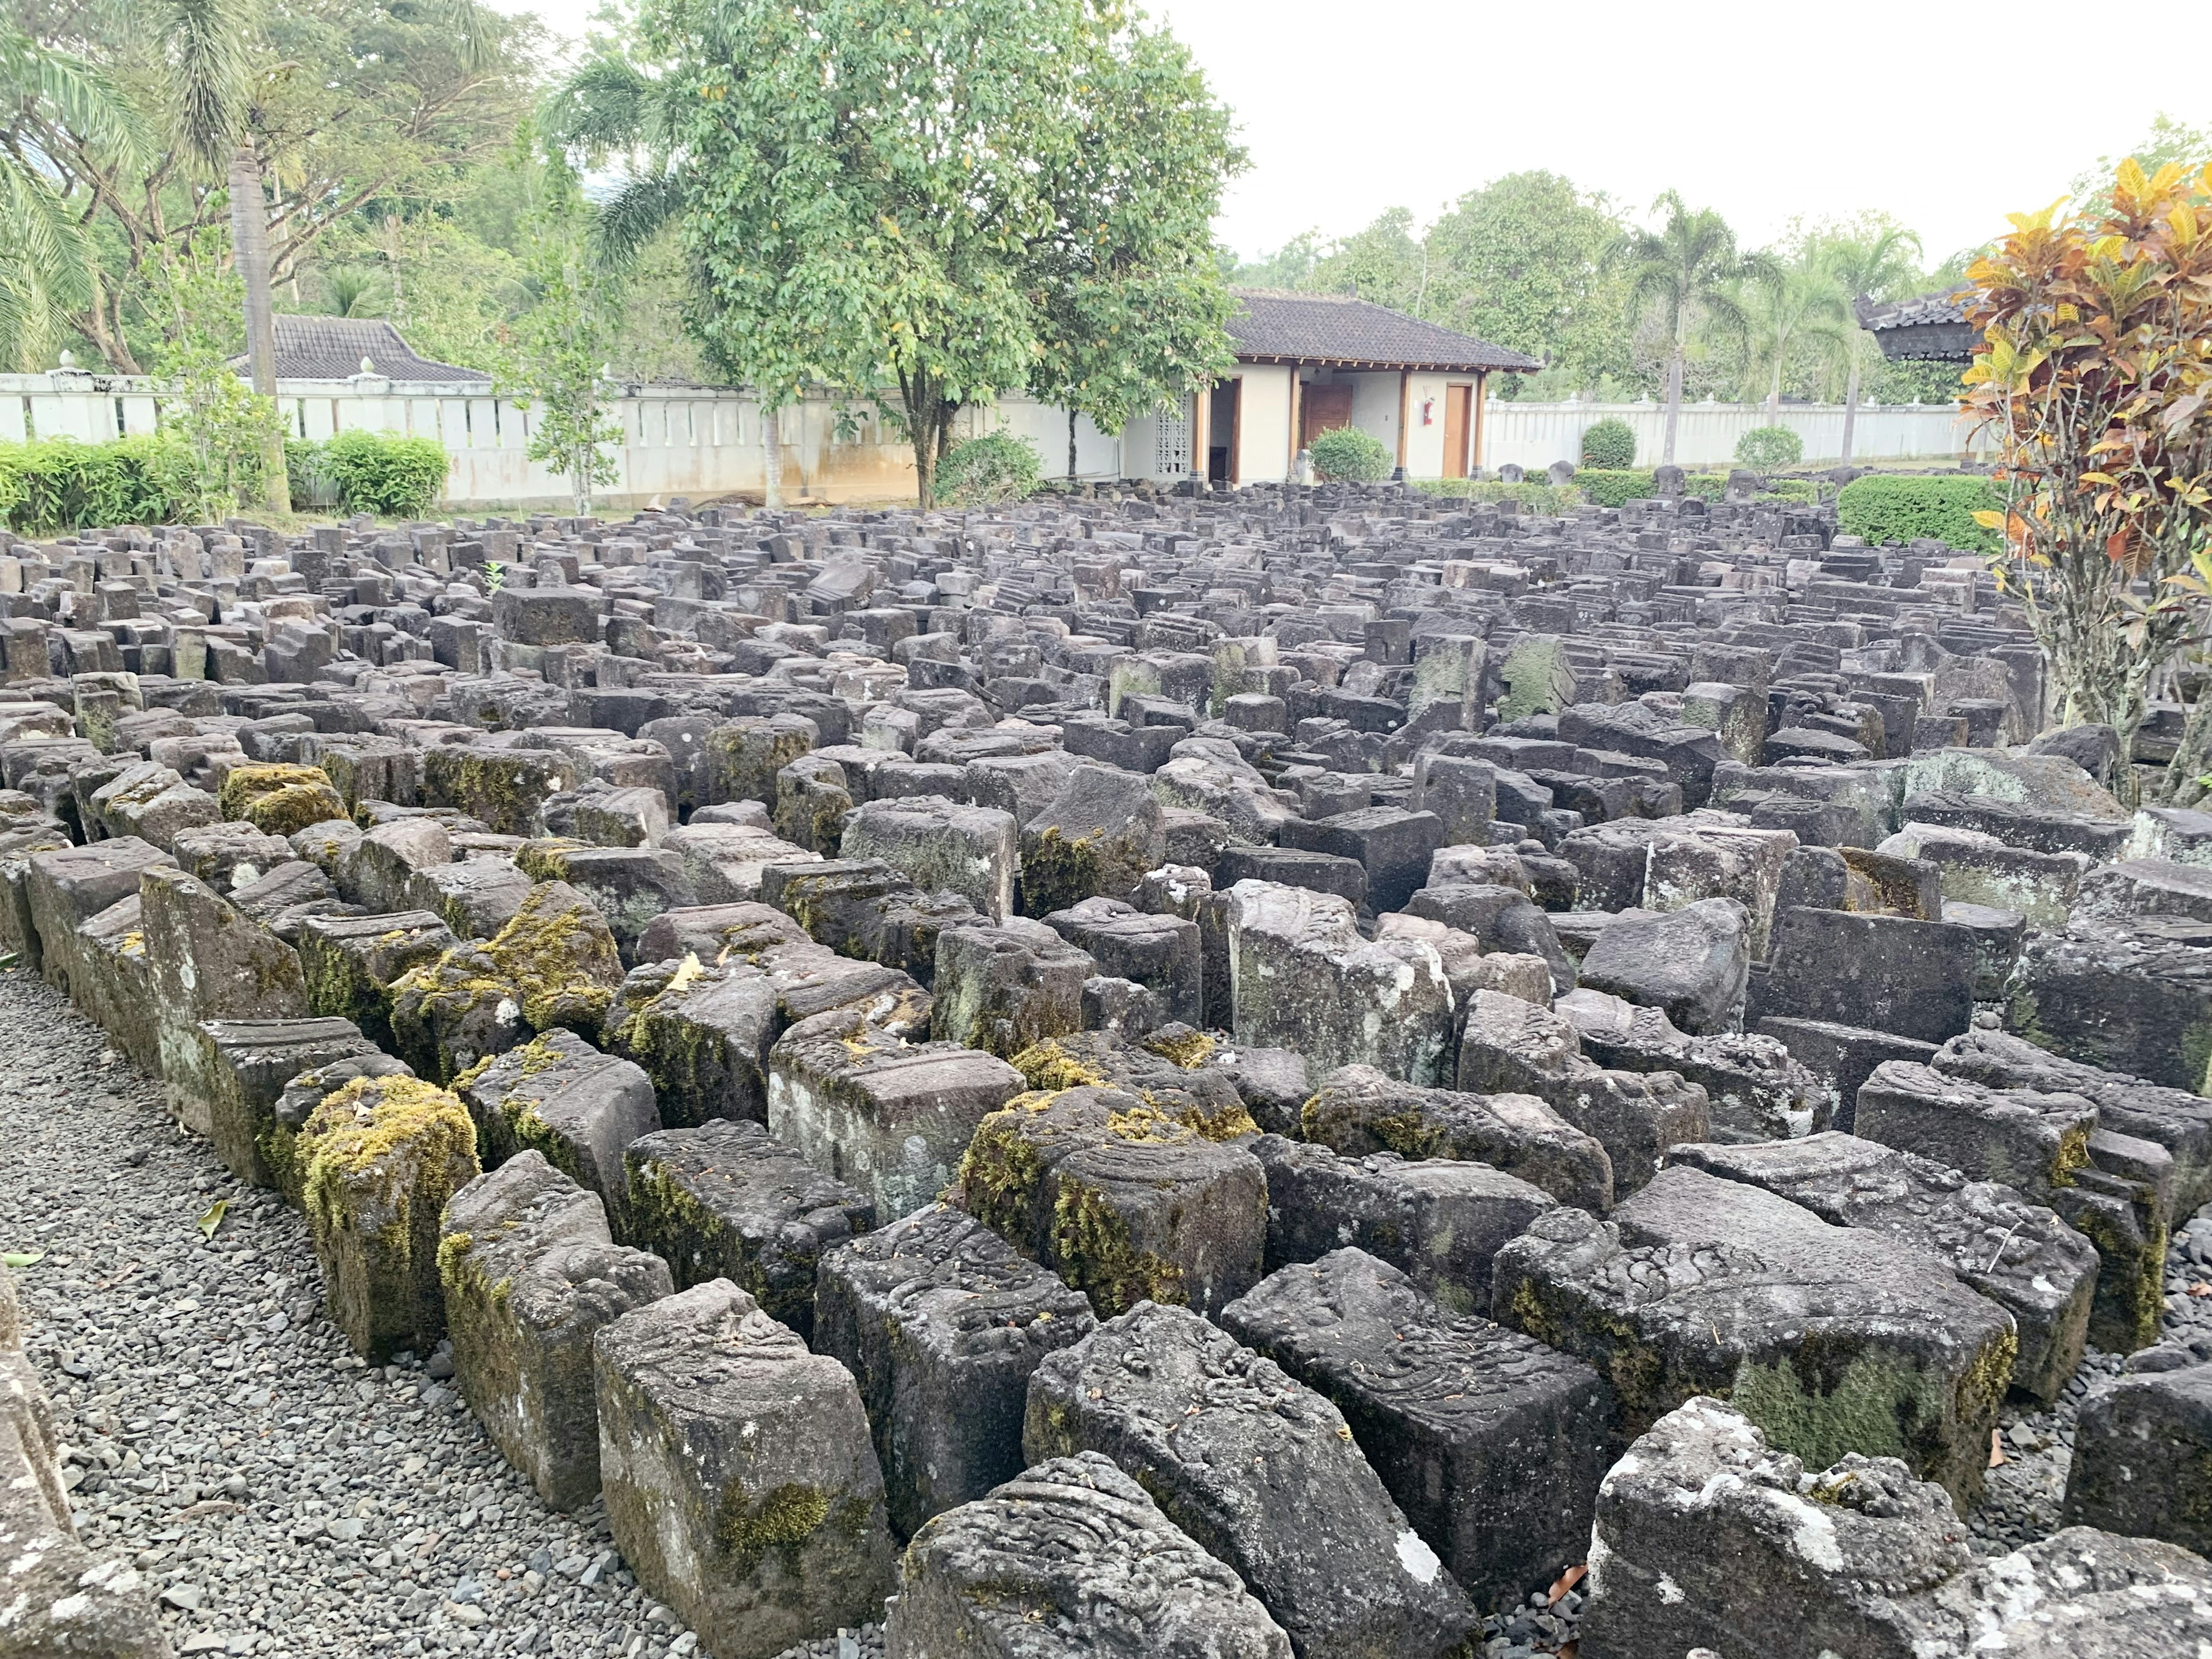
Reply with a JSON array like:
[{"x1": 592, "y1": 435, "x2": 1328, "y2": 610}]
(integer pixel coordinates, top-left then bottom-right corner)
[
  {"x1": 1816, "y1": 225, "x2": 1923, "y2": 464},
  {"x1": 1740, "y1": 255, "x2": 1849, "y2": 423},
  {"x1": 0, "y1": 24, "x2": 145, "y2": 370},
  {"x1": 1611, "y1": 192, "x2": 1772, "y2": 464}
]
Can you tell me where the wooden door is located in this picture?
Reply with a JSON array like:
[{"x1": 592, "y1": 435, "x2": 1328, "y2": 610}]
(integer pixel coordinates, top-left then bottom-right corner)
[
  {"x1": 1300, "y1": 384, "x2": 1353, "y2": 449},
  {"x1": 1442, "y1": 383, "x2": 1472, "y2": 478}
]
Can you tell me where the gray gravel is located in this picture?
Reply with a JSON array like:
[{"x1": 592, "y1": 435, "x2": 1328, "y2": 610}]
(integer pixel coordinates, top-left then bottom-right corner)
[{"x1": 0, "y1": 967, "x2": 882, "y2": 1658}]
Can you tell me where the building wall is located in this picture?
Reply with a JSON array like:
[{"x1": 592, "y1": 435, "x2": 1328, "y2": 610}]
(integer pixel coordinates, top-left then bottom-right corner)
[
  {"x1": 1479, "y1": 398, "x2": 1987, "y2": 471},
  {"x1": 1235, "y1": 365, "x2": 1294, "y2": 484}
]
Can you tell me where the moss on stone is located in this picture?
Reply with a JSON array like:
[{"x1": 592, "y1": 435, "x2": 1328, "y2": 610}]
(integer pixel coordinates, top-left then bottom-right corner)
[
  {"x1": 1018, "y1": 827, "x2": 1102, "y2": 918},
  {"x1": 1012, "y1": 1040, "x2": 1107, "y2": 1093},
  {"x1": 1142, "y1": 1028, "x2": 1215, "y2": 1070},
  {"x1": 247, "y1": 781, "x2": 349, "y2": 838},
  {"x1": 714, "y1": 1480, "x2": 831, "y2": 1575},
  {"x1": 1050, "y1": 1178, "x2": 1185, "y2": 1315},
  {"x1": 2048, "y1": 1121, "x2": 2090, "y2": 1188},
  {"x1": 956, "y1": 1113, "x2": 1047, "y2": 1238}
]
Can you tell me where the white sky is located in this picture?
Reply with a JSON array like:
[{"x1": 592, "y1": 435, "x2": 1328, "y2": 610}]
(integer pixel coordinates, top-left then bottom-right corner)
[{"x1": 495, "y1": 0, "x2": 2206, "y2": 267}]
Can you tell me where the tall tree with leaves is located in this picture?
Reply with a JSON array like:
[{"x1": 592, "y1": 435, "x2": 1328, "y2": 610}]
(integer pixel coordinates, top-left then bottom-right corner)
[
  {"x1": 1816, "y1": 221, "x2": 1923, "y2": 463},
  {"x1": 1611, "y1": 193, "x2": 1768, "y2": 463},
  {"x1": 505, "y1": 176, "x2": 623, "y2": 518},
  {"x1": 1739, "y1": 253, "x2": 1849, "y2": 420},
  {"x1": 1024, "y1": 18, "x2": 1242, "y2": 481},
  {"x1": 556, "y1": 0, "x2": 1240, "y2": 507}
]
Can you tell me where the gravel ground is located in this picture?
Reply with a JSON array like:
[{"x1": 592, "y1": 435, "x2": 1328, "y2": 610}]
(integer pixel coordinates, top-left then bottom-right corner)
[
  {"x1": 0, "y1": 967, "x2": 883, "y2": 1659},
  {"x1": 9, "y1": 953, "x2": 2209, "y2": 1655}
]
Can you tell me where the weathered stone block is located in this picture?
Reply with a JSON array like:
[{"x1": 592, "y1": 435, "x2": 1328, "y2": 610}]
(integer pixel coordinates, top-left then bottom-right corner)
[
  {"x1": 191, "y1": 1015, "x2": 383, "y2": 1193},
  {"x1": 1670, "y1": 1134, "x2": 2097, "y2": 1404},
  {"x1": 438, "y1": 1152, "x2": 673, "y2": 1509},
  {"x1": 623, "y1": 1118, "x2": 871, "y2": 1336},
  {"x1": 1302, "y1": 1063, "x2": 1613, "y2": 1212},
  {"x1": 929, "y1": 919, "x2": 1090, "y2": 1058},
  {"x1": 1577, "y1": 897, "x2": 1751, "y2": 1035},
  {"x1": 297, "y1": 1073, "x2": 482, "y2": 1360},
  {"x1": 297, "y1": 909, "x2": 456, "y2": 1048},
  {"x1": 1761, "y1": 906, "x2": 1978, "y2": 1045},
  {"x1": 1491, "y1": 1167, "x2": 2014, "y2": 1503},
  {"x1": 842, "y1": 794, "x2": 1016, "y2": 923},
  {"x1": 1024, "y1": 1301, "x2": 1481, "y2": 1659},
  {"x1": 1040, "y1": 897, "x2": 1201, "y2": 1027},
  {"x1": 1017, "y1": 763, "x2": 1166, "y2": 917},
  {"x1": 768, "y1": 1006, "x2": 1024, "y2": 1219},
  {"x1": 959, "y1": 1084, "x2": 1266, "y2": 1317},
  {"x1": 813, "y1": 1204, "x2": 1095, "y2": 1536},
  {"x1": 2063, "y1": 1350, "x2": 2212, "y2": 1553},
  {"x1": 593, "y1": 1281, "x2": 897, "y2": 1659},
  {"x1": 1854, "y1": 1060, "x2": 2096, "y2": 1205},
  {"x1": 1222, "y1": 1248, "x2": 1613, "y2": 1610},
  {"x1": 456, "y1": 1029, "x2": 661, "y2": 1237},
  {"x1": 1559, "y1": 987, "x2": 1817, "y2": 1140},
  {"x1": 884, "y1": 1452, "x2": 1291, "y2": 1659},
  {"x1": 1253, "y1": 1131, "x2": 1556, "y2": 1319}
]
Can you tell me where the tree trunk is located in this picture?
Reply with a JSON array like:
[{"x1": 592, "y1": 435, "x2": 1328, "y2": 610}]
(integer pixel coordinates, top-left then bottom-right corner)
[
  {"x1": 904, "y1": 372, "x2": 942, "y2": 507},
  {"x1": 1662, "y1": 344, "x2": 1685, "y2": 465},
  {"x1": 1767, "y1": 362, "x2": 1782, "y2": 425},
  {"x1": 1067, "y1": 407, "x2": 1078, "y2": 483},
  {"x1": 761, "y1": 403, "x2": 783, "y2": 509},
  {"x1": 228, "y1": 141, "x2": 290, "y2": 516},
  {"x1": 1839, "y1": 352, "x2": 1862, "y2": 464}
]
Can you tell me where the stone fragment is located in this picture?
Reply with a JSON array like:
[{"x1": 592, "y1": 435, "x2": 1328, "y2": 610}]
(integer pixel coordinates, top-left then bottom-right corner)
[
  {"x1": 1024, "y1": 1301, "x2": 1482, "y2": 1659},
  {"x1": 1854, "y1": 1060, "x2": 2096, "y2": 1205},
  {"x1": 929, "y1": 919, "x2": 1090, "y2": 1058},
  {"x1": 1040, "y1": 897, "x2": 1202, "y2": 1027},
  {"x1": 593, "y1": 1280, "x2": 897, "y2": 1659},
  {"x1": 813, "y1": 1204, "x2": 1095, "y2": 1535},
  {"x1": 438, "y1": 1152, "x2": 673, "y2": 1508},
  {"x1": 1222, "y1": 1248, "x2": 1613, "y2": 1609},
  {"x1": 297, "y1": 909, "x2": 456, "y2": 1048},
  {"x1": 1017, "y1": 763, "x2": 1166, "y2": 916},
  {"x1": 623, "y1": 1118, "x2": 872, "y2": 1336},
  {"x1": 842, "y1": 794, "x2": 1016, "y2": 922},
  {"x1": 2063, "y1": 1350, "x2": 2212, "y2": 1554},
  {"x1": 884, "y1": 1452, "x2": 1291, "y2": 1659},
  {"x1": 1577, "y1": 898, "x2": 1750, "y2": 1034},
  {"x1": 190, "y1": 1015, "x2": 383, "y2": 1192},
  {"x1": 1559, "y1": 987, "x2": 1817, "y2": 1140},
  {"x1": 1225, "y1": 879, "x2": 1457, "y2": 1086},
  {"x1": 456, "y1": 1029, "x2": 661, "y2": 1237}
]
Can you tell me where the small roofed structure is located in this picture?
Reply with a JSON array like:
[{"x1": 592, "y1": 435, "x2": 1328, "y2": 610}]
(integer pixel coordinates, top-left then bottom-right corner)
[
  {"x1": 1857, "y1": 289, "x2": 1981, "y2": 365},
  {"x1": 1119, "y1": 288, "x2": 1541, "y2": 487},
  {"x1": 233, "y1": 317, "x2": 493, "y2": 388}
]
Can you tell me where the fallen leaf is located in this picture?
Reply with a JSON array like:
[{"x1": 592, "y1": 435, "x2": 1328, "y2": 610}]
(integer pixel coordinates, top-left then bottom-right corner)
[
  {"x1": 665, "y1": 952, "x2": 704, "y2": 994},
  {"x1": 2, "y1": 1251, "x2": 43, "y2": 1269},
  {"x1": 1558, "y1": 1643, "x2": 1578, "y2": 1659},
  {"x1": 1989, "y1": 1429, "x2": 2006, "y2": 1468},
  {"x1": 196, "y1": 1199, "x2": 228, "y2": 1241},
  {"x1": 2191, "y1": 1282, "x2": 2212, "y2": 1298},
  {"x1": 1547, "y1": 1562, "x2": 1588, "y2": 1604}
]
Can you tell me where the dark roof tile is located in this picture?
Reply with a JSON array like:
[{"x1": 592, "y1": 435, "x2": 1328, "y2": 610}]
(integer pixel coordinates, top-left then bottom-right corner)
[
  {"x1": 237, "y1": 317, "x2": 491, "y2": 384},
  {"x1": 1227, "y1": 288, "x2": 1542, "y2": 373}
]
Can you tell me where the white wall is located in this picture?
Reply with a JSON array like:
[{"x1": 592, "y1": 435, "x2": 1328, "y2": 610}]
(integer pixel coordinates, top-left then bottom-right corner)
[
  {"x1": 1236, "y1": 365, "x2": 1294, "y2": 484},
  {"x1": 1479, "y1": 398, "x2": 1986, "y2": 471},
  {"x1": 1347, "y1": 372, "x2": 1403, "y2": 467}
]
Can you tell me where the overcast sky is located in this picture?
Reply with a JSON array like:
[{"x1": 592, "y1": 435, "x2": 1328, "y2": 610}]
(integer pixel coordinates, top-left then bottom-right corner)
[{"x1": 497, "y1": 0, "x2": 2205, "y2": 267}]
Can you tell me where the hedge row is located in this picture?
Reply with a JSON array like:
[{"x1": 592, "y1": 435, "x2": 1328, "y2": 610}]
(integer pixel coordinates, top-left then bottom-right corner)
[
  {"x1": 1835, "y1": 474, "x2": 2000, "y2": 552},
  {"x1": 287, "y1": 431, "x2": 449, "y2": 518},
  {"x1": 0, "y1": 436, "x2": 204, "y2": 534}
]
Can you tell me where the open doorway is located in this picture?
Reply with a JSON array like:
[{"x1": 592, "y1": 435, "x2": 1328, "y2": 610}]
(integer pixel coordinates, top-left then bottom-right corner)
[{"x1": 1207, "y1": 379, "x2": 1240, "y2": 484}]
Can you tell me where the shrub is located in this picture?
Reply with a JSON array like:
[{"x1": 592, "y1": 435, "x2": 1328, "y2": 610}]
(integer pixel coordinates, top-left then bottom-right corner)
[
  {"x1": 1835, "y1": 474, "x2": 2002, "y2": 551},
  {"x1": 1308, "y1": 425, "x2": 1393, "y2": 483},
  {"x1": 0, "y1": 436, "x2": 204, "y2": 534},
  {"x1": 1579, "y1": 417, "x2": 1635, "y2": 469},
  {"x1": 1757, "y1": 478, "x2": 1819, "y2": 503},
  {"x1": 290, "y1": 431, "x2": 449, "y2": 518},
  {"x1": 935, "y1": 431, "x2": 1041, "y2": 506},
  {"x1": 1574, "y1": 468, "x2": 1656, "y2": 508},
  {"x1": 1734, "y1": 425, "x2": 1804, "y2": 469},
  {"x1": 1412, "y1": 479, "x2": 1578, "y2": 514},
  {"x1": 1683, "y1": 472, "x2": 1728, "y2": 501}
]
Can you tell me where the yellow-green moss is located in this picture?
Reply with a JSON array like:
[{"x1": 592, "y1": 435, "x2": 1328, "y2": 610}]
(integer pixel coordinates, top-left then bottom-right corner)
[
  {"x1": 219, "y1": 763, "x2": 332, "y2": 823},
  {"x1": 300, "y1": 1075, "x2": 480, "y2": 1244},
  {"x1": 1143, "y1": 1028, "x2": 1215, "y2": 1070},
  {"x1": 1051, "y1": 1179, "x2": 1184, "y2": 1315},
  {"x1": 2048, "y1": 1122, "x2": 2090, "y2": 1188},
  {"x1": 1013, "y1": 1040, "x2": 1108, "y2": 1093},
  {"x1": 714, "y1": 1480, "x2": 831, "y2": 1573}
]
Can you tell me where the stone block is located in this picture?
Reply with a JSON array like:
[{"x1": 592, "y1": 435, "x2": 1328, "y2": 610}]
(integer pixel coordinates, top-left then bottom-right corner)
[
  {"x1": 1039, "y1": 897, "x2": 1201, "y2": 1027},
  {"x1": 662, "y1": 824, "x2": 822, "y2": 906},
  {"x1": 297, "y1": 1073, "x2": 482, "y2": 1360},
  {"x1": 1670, "y1": 1134, "x2": 2097, "y2": 1404},
  {"x1": 1252, "y1": 1134, "x2": 1556, "y2": 1313},
  {"x1": 593, "y1": 1281, "x2": 897, "y2": 1659},
  {"x1": 1222, "y1": 1248, "x2": 1613, "y2": 1610},
  {"x1": 1024, "y1": 1301, "x2": 1481, "y2": 1659},
  {"x1": 26, "y1": 836, "x2": 173, "y2": 999},
  {"x1": 297, "y1": 910, "x2": 456, "y2": 1048},
  {"x1": 190, "y1": 1015, "x2": 383, "y2": 1193},
  {"x1": 456, "y1": 1029, "x2": 661, "y2": 1237},
  {"x1": 929, "y1": 919, "x2": 1090, "y2": 1058},
  {"x1": 1854, "y1": 1060, "x2": 2096, "y2": 1205},
  {"x1": 438, "y1": 1152, "x2": 673, "y2": 1508},
  {"x1": 623, "y1": 1118, "x2": 872, "y2": 1336},
  {"x1": 842, "y1": 794, "x2": 1016, "y2": 923},
  {"x1": 768, "y1": 1006, "x2": 1024, "y2": 1219},
  {"x1": 1017, "y1": 763, "x2": 1166, "y2": 917},
  {"x1": 884, "y1": 1452, "x2": 1291, "y2": 1659},
  {"x1": 813, "y1": 1204, "x2": 1095, "y2": 1536},
  {"x1": 1577, "y1": 898, "x2": 1751, "y2": 1034},
  {"x1": 1878, "y1": 821, "x2": 2089, "y2": 929},
  {"x1": 1760, "y1": 906, "x2": 1976, "y2": 1045},
  {"x1": 217, "y1": 760, "x2": 349, "y2": 836},
  {"x1": 1559, "y1": 988, "x2": 1817, "y2": 1140},
  {"x1": 1491, "y1": 1167, "x2": 2014, "y2": 1503},
  {"x1": 1279, "y1": 806, "x2": 1446, "y2": 915},
  {"x1": 608, "y1": 960, "x2": 783, "y2": 1127},
  {"x1": 959, "y1": 1084, "x2": 1265, "y2": 1317},
  {"x1": 1226, "y1": 880, "x2": 1457, "y2": 1086},
  {"x1": 1301, "y1": 1063, "x2": 1613, "y2": 1213}
]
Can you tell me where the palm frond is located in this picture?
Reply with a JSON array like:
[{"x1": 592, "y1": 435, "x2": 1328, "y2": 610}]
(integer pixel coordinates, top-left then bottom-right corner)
[
  {"x1": 162, "y1": 0, "x2": 254, "y2": 168},
  {"x1": 590, "y1": 171, "x2": 685, "y2": 271},
  {"x1": 0, "y1": 165, "x2": 95, "y2": 368},
  {"x1": 544, "y1": 57, "x2": 654, "y2": 158}
]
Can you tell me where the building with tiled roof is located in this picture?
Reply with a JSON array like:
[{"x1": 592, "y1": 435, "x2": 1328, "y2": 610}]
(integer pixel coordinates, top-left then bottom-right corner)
[
  {"x1": 233, "y1": 317, "x2": 493, "y2": 386},
  {"x1": 1114, "y1": 288, "x2": 1542, "y2": 486},
  {"x1": 1857, "y1": 290, "x2": 1980, "y2": 365}
]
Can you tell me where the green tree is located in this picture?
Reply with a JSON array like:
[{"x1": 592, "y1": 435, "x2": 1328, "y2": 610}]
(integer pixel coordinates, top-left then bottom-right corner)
[
  {"x1": 1611, "y1": 192, "x2": 1768, "y2": 464},
  {"x1": 1738, "y1": 253, "x2": 1848, "y2": 421},
  {"x1": 1023, "y1": 19, "x2": 1243, "y2": 480},
  {"x1": 148, "y1": 227, "x2": 286, "y2": 519},
  {"x1": 506, "y1": 183, "x2": 623, "y2": 516},
  {"x1": 1813, "y1": 221, "x2": 1923, "y2": 462},
  {"x1": 1230, "y1": 230, "x2": 1324, "y2": 289},
  {"x1": 1307, "y1": 207, "x2": 1426, "y2": 310},
  {"x1": 558, "y1": 0, "x2": 1240, "y2": 508}
]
